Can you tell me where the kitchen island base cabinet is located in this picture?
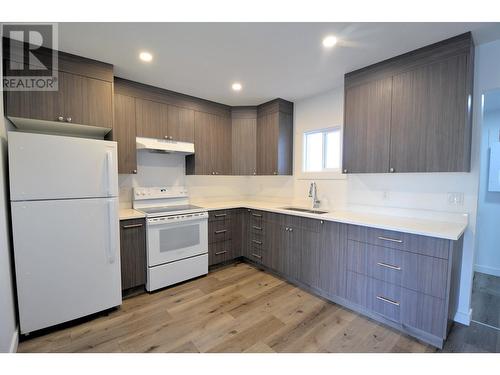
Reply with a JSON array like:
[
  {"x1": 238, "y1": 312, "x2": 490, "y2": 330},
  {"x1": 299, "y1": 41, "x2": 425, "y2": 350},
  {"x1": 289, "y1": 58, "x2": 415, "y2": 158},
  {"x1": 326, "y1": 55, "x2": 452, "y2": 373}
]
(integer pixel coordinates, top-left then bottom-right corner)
[{"x1": 120, "y1": 218, "x2": 147, "y2": 293}]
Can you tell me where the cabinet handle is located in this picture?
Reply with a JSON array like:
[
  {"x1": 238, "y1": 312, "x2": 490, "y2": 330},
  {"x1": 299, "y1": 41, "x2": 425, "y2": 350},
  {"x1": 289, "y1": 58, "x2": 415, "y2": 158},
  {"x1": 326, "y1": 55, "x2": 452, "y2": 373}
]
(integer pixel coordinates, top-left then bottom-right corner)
[
  {"x1": 377, "y1": 262, "x2": 402, "y2": 271},
  {"x1": 251, "y1": 253, "x2": 262, "y2": 259},
  {"x1": 389, "y1": 167, "x2": 395, "y2": 173},
  {"x1": 376, "y1": 295, "x2": 400, "y2": 306},
  {"x1": 66, "y1": 117, "x2": 72, "y2": 122},
  {"x1": 165, "y1": 135, "x2": 169, "y2": 139},
  {"x1": 273, "y1": 171, "x2": 278, "y2": 175},
  {"x1": 122, "y1": 223, "x2": 143, "y2": 229},
  {"x1": 215, "y1": 250, "x2": 227, "y2": 256},
  {"x1": 289, "y1": 228, "x2": 293, "y2": 232},
  {"x1": 252, "y1": 225, "x2": 262, "y2": 231},
  {"x1": 343, "y1": 169, "x2": 348, "y2": 173},
  {"x1": 214, "y1": 213, "x2": 227, "y2": 218},
  {"x1": 57, "y1": 116, "x2": 64, "y2": 121},
  {"x1": 214, "y1": 229, "x2": 227, "y2": 234},
  {"x1": 252, "y1": 239, "x2": 262, "y2": 245},
  {"x1": 252, "y1": 213, "x2": 262, "y2": 218},
  {"x1": 132, "y1": 169, "x2": 137, "y2": 174},
  {"x1": 169, "y1": 136, "x2": 173, "y2": 140},
  {"x1": 253, "y1": 171, "x2": 256, "y2": 175},
  {"x1": 285, "y1": 227, "x2": 289, "y2": 231},
  {"x1": 377, "y1": 236, "x2": 403, "y2": 243}
]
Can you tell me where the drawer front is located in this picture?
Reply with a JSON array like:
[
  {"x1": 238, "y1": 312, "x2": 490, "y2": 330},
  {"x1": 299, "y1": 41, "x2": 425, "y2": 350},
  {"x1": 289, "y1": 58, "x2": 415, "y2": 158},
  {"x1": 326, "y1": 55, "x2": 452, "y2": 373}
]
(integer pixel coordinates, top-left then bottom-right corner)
[
  {"x1": 209, "y1": 240, "x2": 234, "y2": 266},
  {"x1": 347, "y1": 271, "x2": 401, "y2": 323},
  {"x1": 402, "y1": 288, "x2": 447, "y2": 338},
  {"x1": 209, "y1": 210, "x2": 232, "y2": 222},
  {"x1": 209, "y1": 219, "x2": 232, "y2": 243},
  {"x1": 250, "y1": 222, "x2": 266, "y2": 236},
  {"x1": 248, "y1": 246, "x2": 264, "y2": 264},
  {"x1": 348, "y1": 225, "x2": 449, "y2": 259},
  {"x1": 347, "y1": 241, "x2": 448, "y2": 298}
]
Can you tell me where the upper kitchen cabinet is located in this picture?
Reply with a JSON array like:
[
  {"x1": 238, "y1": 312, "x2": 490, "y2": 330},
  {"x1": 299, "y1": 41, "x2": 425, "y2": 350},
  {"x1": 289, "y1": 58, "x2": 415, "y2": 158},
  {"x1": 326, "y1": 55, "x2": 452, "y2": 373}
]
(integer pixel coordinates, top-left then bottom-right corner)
[
  {"x1": 135, "y1": 98, "x2": 168, "y2": 139},
  {"x1": 113, "y1": 94, "x2": 137, "y2": 174},
  {"x1": 167, "y1": 105, "x2": 195, "y2": 143},
  {"x1": 3, "y1": 44, "x2": 114, "y2": 128},
  {"x1": 231, "y1": 107, "x2": 257, "y2": 175},
  {"x1": 343, "y1": 32, "x2": 474, "y2": 173},
  {"x1": 343, "y1": 78, "x2": 392, "y2": 173},
  {"x1": 256, "y1": 99, "x2": 294, "y2": 175},
  {"x1": 186, "y1": 111, "x2": 232, "y2": 175}
]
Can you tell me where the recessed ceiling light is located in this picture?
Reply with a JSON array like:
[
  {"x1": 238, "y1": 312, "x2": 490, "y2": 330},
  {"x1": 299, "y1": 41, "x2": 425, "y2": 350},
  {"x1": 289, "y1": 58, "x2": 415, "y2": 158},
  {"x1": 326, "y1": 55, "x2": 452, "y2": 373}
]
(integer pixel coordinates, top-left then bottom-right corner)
[
  {"x1": 139, "y1": 51, "x2": 153, "y2": 62},
  {"x1": 322, "y1": 35, "x2": 337, "y2": 48},
  {"x1": 232, "y1": 82, "x2": 242, "y2": 91}
]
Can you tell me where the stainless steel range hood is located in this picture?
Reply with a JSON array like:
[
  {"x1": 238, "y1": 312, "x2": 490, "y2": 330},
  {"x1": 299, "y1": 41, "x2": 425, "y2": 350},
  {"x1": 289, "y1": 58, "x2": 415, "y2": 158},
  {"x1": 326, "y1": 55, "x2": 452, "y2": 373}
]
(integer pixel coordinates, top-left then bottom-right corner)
[{"x1": 136, "y1": 137, "x2": 195, "y2": 155}]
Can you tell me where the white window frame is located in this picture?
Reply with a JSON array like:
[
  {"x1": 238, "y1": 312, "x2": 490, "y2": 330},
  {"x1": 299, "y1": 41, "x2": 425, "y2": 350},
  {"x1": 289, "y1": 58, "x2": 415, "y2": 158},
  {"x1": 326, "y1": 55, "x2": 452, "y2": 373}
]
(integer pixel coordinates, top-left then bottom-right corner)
[{"x1": 299, "y1": 126, "x2": 346, "y2": 180}]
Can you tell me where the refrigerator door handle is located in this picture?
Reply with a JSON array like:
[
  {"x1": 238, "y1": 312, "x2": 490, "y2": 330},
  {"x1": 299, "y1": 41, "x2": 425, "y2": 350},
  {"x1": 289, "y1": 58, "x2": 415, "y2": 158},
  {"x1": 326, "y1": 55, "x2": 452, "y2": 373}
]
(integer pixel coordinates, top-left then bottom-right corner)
[
  {"x1": 106, "y1": 150, "x2": 114, "y2": 197},
  {"x1": 106, "y1": 199, "x2": 116, "y2": 264}
]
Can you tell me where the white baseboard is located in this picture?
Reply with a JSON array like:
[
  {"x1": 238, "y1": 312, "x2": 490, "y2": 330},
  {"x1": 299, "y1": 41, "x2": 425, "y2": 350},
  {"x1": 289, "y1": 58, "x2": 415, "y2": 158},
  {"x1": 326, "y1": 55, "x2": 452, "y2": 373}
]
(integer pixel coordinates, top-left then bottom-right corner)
[
  {"x1": 474, "y1": 264, "x2": 500, "y2": 277},
  {"x1": 454, "y1": 308, "x2": 472, "y2": 326},
  {"x1": 8, "y1": 327, "x2": 18, "y2": 353}
]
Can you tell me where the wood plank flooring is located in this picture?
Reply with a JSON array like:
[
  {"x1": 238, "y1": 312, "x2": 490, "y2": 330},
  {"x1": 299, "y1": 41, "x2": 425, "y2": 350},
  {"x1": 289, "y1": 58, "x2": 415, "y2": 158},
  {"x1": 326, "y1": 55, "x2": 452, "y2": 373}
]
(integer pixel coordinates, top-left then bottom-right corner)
[{"x1": 16, "y1": 262, "x2": 497, "y2": 353}]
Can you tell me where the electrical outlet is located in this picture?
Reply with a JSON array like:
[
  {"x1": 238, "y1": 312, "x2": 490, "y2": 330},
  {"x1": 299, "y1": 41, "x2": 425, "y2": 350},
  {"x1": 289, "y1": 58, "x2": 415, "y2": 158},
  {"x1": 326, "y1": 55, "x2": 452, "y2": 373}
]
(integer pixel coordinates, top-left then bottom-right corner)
[
  {"x1": 382, "y1": 191, "x2": 390, "y2": 201},
  {"x1": 447, "y1": 192, "x2": 464, "y2": 206}
]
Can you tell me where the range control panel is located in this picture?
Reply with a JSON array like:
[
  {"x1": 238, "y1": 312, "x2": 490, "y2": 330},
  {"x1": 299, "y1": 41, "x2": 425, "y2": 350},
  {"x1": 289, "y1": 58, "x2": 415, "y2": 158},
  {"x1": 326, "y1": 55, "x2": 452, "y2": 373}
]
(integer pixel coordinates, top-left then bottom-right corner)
[{"x1": 133, "y1": 186, "x2": 188, "y2": 200}]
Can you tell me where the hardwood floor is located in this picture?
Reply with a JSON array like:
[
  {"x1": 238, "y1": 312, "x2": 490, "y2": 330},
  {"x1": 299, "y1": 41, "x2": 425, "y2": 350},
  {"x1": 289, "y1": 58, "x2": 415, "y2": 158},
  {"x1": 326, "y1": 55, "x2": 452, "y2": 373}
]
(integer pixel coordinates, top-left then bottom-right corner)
[{"x1": 16, "y1": 262, "x2": 497, "y2": 353}]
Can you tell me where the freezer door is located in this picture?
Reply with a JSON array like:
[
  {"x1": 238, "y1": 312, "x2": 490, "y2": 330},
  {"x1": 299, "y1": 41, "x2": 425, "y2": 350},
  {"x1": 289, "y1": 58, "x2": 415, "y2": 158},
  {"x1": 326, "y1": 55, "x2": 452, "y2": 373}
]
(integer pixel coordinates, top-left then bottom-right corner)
[
  {"x1": 8, "y1": 131, "x2": 118, "y2": 201},
  {"x1": 11, "y1": 197, "x2": 122, "y2": 334}
]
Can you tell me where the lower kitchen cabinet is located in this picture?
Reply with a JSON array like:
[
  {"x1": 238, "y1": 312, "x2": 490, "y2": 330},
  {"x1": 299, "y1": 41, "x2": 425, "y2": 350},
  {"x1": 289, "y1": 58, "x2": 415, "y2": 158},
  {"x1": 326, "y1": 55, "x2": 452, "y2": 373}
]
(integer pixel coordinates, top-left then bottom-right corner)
[
  {"x1": 210, "y1": 207, "x2": 463, "y2": 348},
  {"x1": 119, "y1": 218, "x2": 147, "y2": 291}
]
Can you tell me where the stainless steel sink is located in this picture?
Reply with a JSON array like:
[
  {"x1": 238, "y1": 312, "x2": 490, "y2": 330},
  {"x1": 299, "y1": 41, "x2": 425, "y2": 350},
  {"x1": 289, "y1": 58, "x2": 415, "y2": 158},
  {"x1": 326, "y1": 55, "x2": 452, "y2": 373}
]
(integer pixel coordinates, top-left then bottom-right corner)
[{"x1": 280, "y1": 207, "x2": 329, "y2": 215}]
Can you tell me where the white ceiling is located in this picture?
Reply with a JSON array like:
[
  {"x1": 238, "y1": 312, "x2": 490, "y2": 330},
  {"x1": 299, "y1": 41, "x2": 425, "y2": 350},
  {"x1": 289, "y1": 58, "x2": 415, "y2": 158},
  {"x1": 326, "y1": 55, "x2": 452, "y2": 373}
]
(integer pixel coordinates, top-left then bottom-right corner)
[{"x1": 58, "y1": 22, "x2": 500, "y2": 106}]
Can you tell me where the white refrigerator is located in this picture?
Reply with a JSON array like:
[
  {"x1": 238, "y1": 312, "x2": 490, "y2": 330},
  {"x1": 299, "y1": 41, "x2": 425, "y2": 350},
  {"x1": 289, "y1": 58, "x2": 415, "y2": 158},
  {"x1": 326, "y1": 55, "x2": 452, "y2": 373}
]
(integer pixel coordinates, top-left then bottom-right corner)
[{"x1": 8, "y1": 131, "x2": 122, "y2": 334}]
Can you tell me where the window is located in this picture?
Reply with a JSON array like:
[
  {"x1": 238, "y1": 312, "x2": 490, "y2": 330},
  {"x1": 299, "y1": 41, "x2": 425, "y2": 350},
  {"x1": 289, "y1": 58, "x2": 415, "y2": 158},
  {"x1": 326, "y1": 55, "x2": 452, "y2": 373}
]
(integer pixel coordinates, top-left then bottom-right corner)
[{"x1": 303, "y1": 127, "x2": 341, "y2": 172}]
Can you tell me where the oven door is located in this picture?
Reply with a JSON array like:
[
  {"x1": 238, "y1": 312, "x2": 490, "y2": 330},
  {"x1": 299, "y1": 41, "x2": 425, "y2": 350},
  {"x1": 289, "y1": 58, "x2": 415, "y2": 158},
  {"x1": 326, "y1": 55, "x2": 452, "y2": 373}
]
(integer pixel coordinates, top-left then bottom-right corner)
[{"x1": 147, "y1": 213, "x2": 208, "y2": 267}]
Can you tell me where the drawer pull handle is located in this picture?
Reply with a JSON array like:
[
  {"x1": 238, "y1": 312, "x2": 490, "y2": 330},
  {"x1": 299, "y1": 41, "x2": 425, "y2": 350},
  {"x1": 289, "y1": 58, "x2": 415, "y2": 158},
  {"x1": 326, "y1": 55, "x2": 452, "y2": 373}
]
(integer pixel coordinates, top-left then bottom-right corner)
[
  {"x1": 252, "y1": 213, "x2": 262, "y2": 218},
  {"x1": 252, "y1": 240, "x2": 262, "y2": 245},
  {"x1": 252, "y1": 226, "x2": 263, "y2": 231},
  {"x1": 376, "y1": 295, "x2": 400, "y2": 306},
  {"x1": 215, "y1": 250, "x2": 227, "y2": 255},
  {"x1": 377, "y1": 262, "x2": 402, "y2": 271},
  {"x1": 214, "y1": 229, "x2": 227, "y2": 234},
  {"x1": 377, "y1": 236, "x2": 403, "y2": 243},
  {"x1": 251, "y1": 253, "x2": 262, "y2": 259},
  {"x1": 214, "y1": 213, "x2": 227, "y2": 218},
  {"x1": 122, "y1": 223, "x2": 143, "y2": 229}
]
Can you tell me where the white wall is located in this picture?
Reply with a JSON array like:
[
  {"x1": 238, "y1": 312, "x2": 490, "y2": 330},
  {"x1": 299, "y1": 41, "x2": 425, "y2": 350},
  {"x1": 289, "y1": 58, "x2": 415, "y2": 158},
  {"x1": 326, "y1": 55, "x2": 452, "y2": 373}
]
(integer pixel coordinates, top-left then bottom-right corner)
[
  {"x1": 0, "y1": 57, "x2": 19, "y2": 352},
  {"x1": 474, "y1": 103, "x2": 500, "y2": 276}
]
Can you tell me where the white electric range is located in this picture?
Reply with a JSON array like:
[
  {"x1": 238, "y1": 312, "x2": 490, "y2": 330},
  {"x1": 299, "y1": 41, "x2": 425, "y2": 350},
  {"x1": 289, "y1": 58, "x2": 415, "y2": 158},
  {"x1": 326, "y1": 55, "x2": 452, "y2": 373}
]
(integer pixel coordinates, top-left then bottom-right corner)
[{"x1": 133, "y1": 186, "x2": 208, "y2": 291}]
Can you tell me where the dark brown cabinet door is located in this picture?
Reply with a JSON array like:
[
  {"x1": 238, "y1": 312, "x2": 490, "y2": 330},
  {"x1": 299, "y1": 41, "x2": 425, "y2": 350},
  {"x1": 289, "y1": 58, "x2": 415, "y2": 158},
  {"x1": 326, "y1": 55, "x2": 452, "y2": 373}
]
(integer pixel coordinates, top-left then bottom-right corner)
[
  {"x1": 319, "y1": 222, "x2": 347, "y2": 298},
  {"x1": 390, "y1": 54, "x2": 470, "y2": 172},
  {"x1": 114, "y1": 94, "x2": 137, "y2": 174},
  {"x1": 216, "y1": 115, "x2": 232, "y2": 175},
  {"x1": 343, "y1": 78, "x2": 392, "y2": 173},
  {"x1": 120, "y1": 219, "x2": 146, "y2": 290},
  {"x1": 188, "y1": 111, "x2": 214, "y2": 175},
  {"x1": 82, "y1": 77, "x2": 113, "y2": 128},
  {"x1": 257, "y1": 112, "x2": 279, "y2": 175},
  {"x1": 135, "y1": 98, "x2": 167, "y2": 139},
  {"x1": 4, "y1": 71, "x2": 82, "y2": 123},
  {"x1": 167, "y1": 105, "x2": 194, "y2": 143},
  {"x1": 187, "y1": 111, "x2": 232, "y2": 175},
  {"x1": 232, "y1": 116, "x2": 257, "y2": 175}
]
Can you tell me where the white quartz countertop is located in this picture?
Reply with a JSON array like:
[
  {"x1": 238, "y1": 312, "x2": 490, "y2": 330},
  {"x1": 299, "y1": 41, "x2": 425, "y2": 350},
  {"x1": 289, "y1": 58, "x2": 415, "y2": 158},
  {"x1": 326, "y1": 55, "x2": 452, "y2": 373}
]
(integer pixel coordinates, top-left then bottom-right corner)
[
  {"x1": 191, "y1": 200, "x2": 467, "y2": 241},
  {"x1": 119, "y1": 208, "x2": 146, "y2": 221}
]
